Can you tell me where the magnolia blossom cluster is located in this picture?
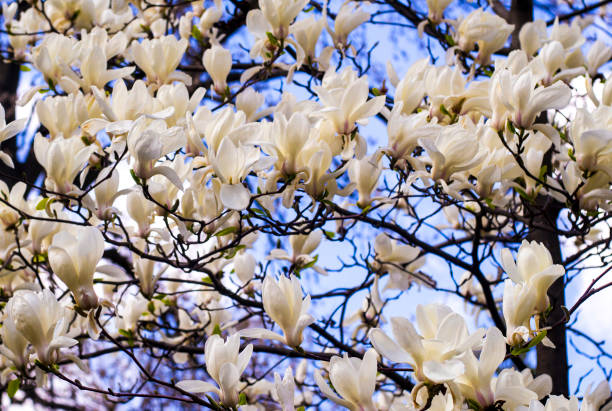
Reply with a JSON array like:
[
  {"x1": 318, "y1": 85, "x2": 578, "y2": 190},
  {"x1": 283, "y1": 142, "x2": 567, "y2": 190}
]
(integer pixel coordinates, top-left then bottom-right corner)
[{"x1": 0, "y1": 0, "x2": 610, "y2": 409}]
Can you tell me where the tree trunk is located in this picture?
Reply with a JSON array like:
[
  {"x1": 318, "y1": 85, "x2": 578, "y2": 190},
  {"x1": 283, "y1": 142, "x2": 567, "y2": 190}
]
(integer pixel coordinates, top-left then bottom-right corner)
[
  {"x1": 526, "y1": 200, "x2": 569, "y2": 396},
  {"x1": 509, "y1": 0, "x2": 569, "y2": 396}
]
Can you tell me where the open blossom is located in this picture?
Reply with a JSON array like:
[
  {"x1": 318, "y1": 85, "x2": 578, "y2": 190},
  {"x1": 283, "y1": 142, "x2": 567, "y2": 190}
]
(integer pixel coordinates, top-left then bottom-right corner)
[
  {"x1": 489, "y1": 70, "x2": 571, "y2": 130},
  {"x1": 315, "y1": 70, "x2": 385, "y2": 136},
  {"x1": 268, "y1": 231, "x2": 326, "y2": 274},
  {"x1": 240, "y1": 275, "x2": 314, "y2": 347},
  {"x1": 315, "y1": 348, "x2": 378, "y2": 411},
  {"x1": 457, "y1": 9, "x2": 514, "y2": 64},
  {"x1": 8, "y1": 289, "x2": 77, "y2": 365},
  {"x1": 33, "y1": 133, "x2": 95, "y2": 194},
  {"x1": 258, "y1": 0, "x2": 308, "y2": 39},
  {"x1": 263, "y1": 112, "x2": 311, "y2": 177},
  {"x1": 177, "y1": 334, "x2": 253, "y2": 408},
  {"x1": 501, "y1": 241, "x2": 564, "y2": 345},
  {"x1": 0, "y1": 306, "x2": 29, "y2": 373},
  {"x1": 130, "y1": 36, "x2": 191, "y2": 86},
  {"x1": 328, "y1": 1, "x2": 371, "y2": 49},
  {"x1": 126, "y1": 117, "x2": 186, "y2": 189},
  {"x1": 501, "y1": 240, "x2": 565, "y2": 313},
  {"x1": 456, "y1": 327, "x2": 509, "y2": 408},
  {"x1": 36, "y1": 93, "x2": 91, "y2": 139},
  {"x1": 208, "y1": 136, "x2": 264, "y2": 210},
  {"x1": 369, "y1": 303, "x2": 484, "y2": 383},
  {"x1": 419, "y1": 121, "x2": 483, "y2": 181}
]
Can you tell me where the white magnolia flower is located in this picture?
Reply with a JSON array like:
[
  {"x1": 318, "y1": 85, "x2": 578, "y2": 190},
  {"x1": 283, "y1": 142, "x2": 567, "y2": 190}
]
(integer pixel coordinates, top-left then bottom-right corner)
[
  {"x1": 203, "y1": 44, "x2": 232, "y2": 95},
  {"x1": 240, "y1": 275, "x2": 314, "y2": 347},
  {"x1": 314, "y1": 348, "x2": 378, "y2": 411},
  {"x1": 33, "y1": 133, "x2": 94, "y2": 194},
  {"x1": 268, "y1": 231, "x2": 326, "y2": 274},
  {"x1": 328, "y1": 1, "x2": 371, "y2": 49},
  {"x1": 456, "y1": 327, "x2": 508, "y2": 408},
  {"x1": 126, "y1": 117, "x2": 186, "y2": 189},
  {"x1": 490, "y1": 70, "x2": 571, "y2": 130},
  {"x1": 177, "y1": 334, "x2": 253, "y2": 408},
  {"x1": 315, "y1": 70, "x2": 385, "y2": 136},
  {"x1": 369, "y1": 303, "x2": 484, "y2": 383},
  {"x1": 0, "y1": 306, "x2": 30, "y2": 372},
  {"x1": 130, "y1": 36, "x2": 191, "y2": 86},
  {"x1": 208, "y1": 137, "x2": 263, "y2": 210},
  {"x1": 274, "y1": 367, "x2": 297, "y2": 411},
  {"x1": 501, "y1": 240, "x2": 565, "y2": 313},
  {"x1": 348, "y1": 153, "x2": 382, "y2": 208},
  {"x1": 457, "y1": 9, "x2": 514, "y2": 64},
  {"x1": 8, "y1": 289, "x2": 77, "y2": 365},
  {"x1": 48, "y1": 226, "x2": 105, "y2": 310}
]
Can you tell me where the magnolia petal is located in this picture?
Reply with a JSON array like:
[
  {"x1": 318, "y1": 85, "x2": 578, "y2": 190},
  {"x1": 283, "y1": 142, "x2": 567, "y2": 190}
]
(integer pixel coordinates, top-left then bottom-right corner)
[
  {"x1": 0, "y1": 152, "x2": 14, "y2": 168},
  {"x1": 368, "y1": 328, "x2": 413, "y2": 364},
  {"x1": 151, "y1": 166, "x2": 183, "y2": 190},
  {"x1": 422, "y1": 359, "x2": 464, "y2": 383},
  {"x1": 220, "y1": 183, "x2": 250, "y2": 211},
  {"x1": 176, "y1": 379, "x2": 218, "y2": 394},
  {"x1": 314, "y1": 370, "x2": 353, "y2": 409},
  {"x1": 238, "y1": 328, "x2": 285, "y2": 343}
]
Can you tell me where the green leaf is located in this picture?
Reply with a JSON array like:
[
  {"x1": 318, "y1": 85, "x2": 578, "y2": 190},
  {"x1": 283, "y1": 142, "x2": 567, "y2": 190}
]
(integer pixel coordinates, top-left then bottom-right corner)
[
  {"x1": 130, "y1": 169, "x2": 142, "y2": 185},
  {"x1": 266, "y1": 31, "x2": 280, "y2": 47},
  {"x1": 7, "y1": 378, "x2": 20, "y2": 398},
  {"x1": 35, "y1": 197, "x2": 49, "y2": 210},
  {"x1": 511, "y1": 330, "x2": 547, "y2": 355},
  {"x1": 214, "y1": 226, "x2": 237, "y2": 237},
  {"x1": 538, "y1": 165, "x2": 548, "y2": 181},
  {"x1": 514, "y1": 186, "x2": 532, "y2": 202},
  {"x1": 238, "y1": 392, "x2": 247, "y2": 406},
  {"x1": 20, "y1": 65, "x2": 30, "y2": 72},
  {"x1": 439, "y1": 104, "x2": 450, "y2": 117},
  {"x1": 224, "y1": 244, "x2": 246, "y2": 260},
  {"x1": 466, "y1": 398, "x2": 481, "y2": 411},
  {"x1": 297, "y1": 407, "x2": 305, "y2": 411},
  {"x1": 32, "y1": 253, "x2": 47, "y2": 263},
  {"x1": 568, "y1": 148, "x2": 576, "y2": 161},
  {"x1": 147, "y1": 301, "x2": 155, "y2": 314},
  {"x1": 371, "y1": 87, "x2": 381, "y2": 96},
  {"x1": 300, "y1": 254, "x2": 318, "y2": 270},
  {"x1": 201, "y1": 276, "x2": 213, "y2": 285},
  {"x1": 506, "y1": 120, "x2": 517, "y2": 135},
  {"x1": 191, "y1": 25, "x2": 204, "y2": 42},
  {"x1": 526, "y1": 329, "x2": 547, "y2": 349},
  {"x1": 324, "y1": 230, "x2": 336, "y2": 239},
  {"x1": 118, "y1": 329, "x2": 132, "y2": 338}
]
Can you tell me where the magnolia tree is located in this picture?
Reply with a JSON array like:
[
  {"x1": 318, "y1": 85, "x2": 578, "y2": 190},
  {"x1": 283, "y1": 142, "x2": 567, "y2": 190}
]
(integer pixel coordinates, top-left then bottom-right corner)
[{"x1": 0, "y1": 0, "x2": 612, "y2": 409}]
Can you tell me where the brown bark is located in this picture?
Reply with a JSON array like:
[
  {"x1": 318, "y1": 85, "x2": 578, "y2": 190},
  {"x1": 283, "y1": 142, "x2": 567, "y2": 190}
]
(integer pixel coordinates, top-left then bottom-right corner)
[
  {"x1": 526, "y1": 199, "x2": 569, "y2": 396},
  {"x1": 509, "y1": 0, "x2": 534, "y2": 49},
  {"x1": 509, "y1": 0, "x2": 569, "y2": 396}
]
